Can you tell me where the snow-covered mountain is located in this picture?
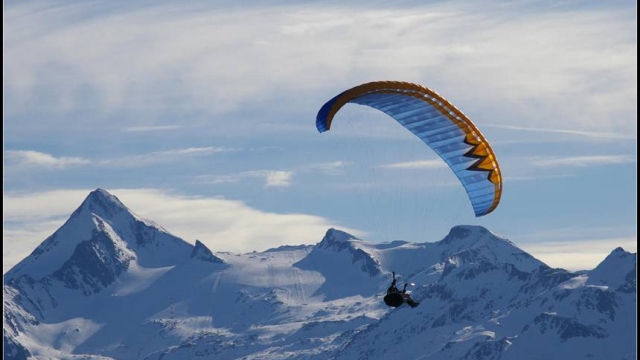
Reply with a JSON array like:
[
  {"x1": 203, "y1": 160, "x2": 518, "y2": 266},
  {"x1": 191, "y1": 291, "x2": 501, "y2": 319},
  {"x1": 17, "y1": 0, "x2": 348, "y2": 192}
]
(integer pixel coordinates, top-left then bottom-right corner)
[{"x1": 3, "y1": 189, "x2": 636, "y2": 360}]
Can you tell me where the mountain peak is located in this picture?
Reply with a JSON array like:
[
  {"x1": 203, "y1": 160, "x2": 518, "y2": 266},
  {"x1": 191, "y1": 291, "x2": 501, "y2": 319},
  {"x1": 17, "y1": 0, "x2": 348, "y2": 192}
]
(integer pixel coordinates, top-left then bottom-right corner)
[
  {"x1": 73, "y1": 188, "x2": 129, "y2": 220},
  {"x1": 436, "y1": 225, "x2": 544, "y2": 273},
  {"x1": 88, "y1": 188, "x2": 122, "y2": 203},
  {"x1": 440, "y1": 225, "x2": 490, "y2": 244},
  {"x1": 438, "y1": 225, "x2": 519, "y2": 248},
  {"x1": 6, "y1": 188, "x2": 193, "y2": 282},
  {"x1": 92, "y1": 187, "x2": 113, "y2": 197},
  {"x1": 598, "y1": 247, "x2": 634, "y2": 266},
  {"x1": 191, "y1": 240, "x2": 224, "y2": 264},
  {"x1": 318, "y1": 228, "x2": 358, "y2": 247},
  {"x1": 611, "y1": 247, "x2": 627, "y2": 254},
  {"x1": 293, "y1": 228, "x2": 382, "y2": 299},
  {"x1": 587, "y1": 246, "x2": 636, "y2": 290}
]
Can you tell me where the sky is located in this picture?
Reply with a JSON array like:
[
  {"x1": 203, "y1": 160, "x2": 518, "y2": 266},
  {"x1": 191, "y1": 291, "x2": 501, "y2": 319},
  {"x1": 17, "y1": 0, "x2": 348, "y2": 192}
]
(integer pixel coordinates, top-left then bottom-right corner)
[{"x1": 3, "y1": 0, "x2": 637, "y2": 273}]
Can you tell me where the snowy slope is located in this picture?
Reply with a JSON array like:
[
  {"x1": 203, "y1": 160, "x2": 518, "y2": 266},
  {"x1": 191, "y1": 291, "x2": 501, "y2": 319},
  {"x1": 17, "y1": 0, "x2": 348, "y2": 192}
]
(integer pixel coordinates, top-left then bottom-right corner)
[
  {"x1": 332, "y1": 248, "x2": 636, "y2": 360},
  {"x1": 3, "y1": 189, "x2": 636, "y2": 360}
]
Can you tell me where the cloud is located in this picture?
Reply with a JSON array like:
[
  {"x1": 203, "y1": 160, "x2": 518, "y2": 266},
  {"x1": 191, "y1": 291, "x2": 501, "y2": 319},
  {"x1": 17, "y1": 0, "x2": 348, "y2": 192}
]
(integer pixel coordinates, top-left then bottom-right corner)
[
  {"x1": 4, "y1": 1, "x2": 636, "y2": 136},
  {"x1": 194, "y1": 160, "x2": 367, "y2": 192},
  {"x1": 101, "y1": 146, "x2": 238, "y2": 167},
  {"x1": 200, "y1": 161, "x2": 351, "y2": 188},
  {"x1": 516, "y1": 225, "x2": 637, "y2": 243},
  {"x1": 3, "y1": 188, "x2": 363, "y2": 273},
  {"x1": 198, "y1": 158, "x2": 447, "y2": 190},
  {"x1": 503, "y1": 174, "x2": 576, "y2": 182},
  {"x1": 5, "y1": 147, "x2": 238, "y2": 171},
  {"x1": 484, "y1": 124, "x2": 637, "y2": 140},
  {"x1": 519, "y1": 237, "x2": 637, "y2": 271},
  {"x1": 3, "y1": 189, "x2": 96, "y2": 273},
  {"x1": 529, "y1": 155, "x2": 636, "y2": 168},
  {"x1": 3, "y1": 219, "x2": 72, "y2": 274},
  {"x1": 5, "y1": 150, "x2": 90, "y2": 168},
  {"x1": 380, "y1": 160, "x2": 448, "y2": 169},
  {"x1": 263, "y1": 171, "x2": 294, "y2": 187},
  {"x1": 201, "y1": 170, "x2": 295, "y2": 187},
  {"x1": 303, "y1": 161, "x2": 350, "y2": 174},
  {"x1": 122, "y1": 125, "x2": 182, "y2": 132},
  {"x1": 3, "y1": 190, "x2": 91, "y2": 221},
  {"x1": 147, "y1": 147, "x2": 235, "y2": 157}
]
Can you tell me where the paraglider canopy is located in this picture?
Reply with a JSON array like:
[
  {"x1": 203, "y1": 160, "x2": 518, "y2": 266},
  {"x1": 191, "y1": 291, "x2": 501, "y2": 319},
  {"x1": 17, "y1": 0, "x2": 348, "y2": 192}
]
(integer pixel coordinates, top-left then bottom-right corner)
[{"x1": 316, "y1": 81, "x2": 502, "y2": 217}]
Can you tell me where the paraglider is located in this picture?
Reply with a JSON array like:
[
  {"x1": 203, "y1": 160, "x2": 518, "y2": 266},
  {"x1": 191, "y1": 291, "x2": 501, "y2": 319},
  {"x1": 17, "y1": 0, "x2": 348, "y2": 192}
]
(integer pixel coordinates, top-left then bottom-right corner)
[
  {"x1": 316, "y1": 81, "x2": 502, "y2": 217},
  {"x1": 384, "y1": 271, "x2": 419, "y2": 308}
]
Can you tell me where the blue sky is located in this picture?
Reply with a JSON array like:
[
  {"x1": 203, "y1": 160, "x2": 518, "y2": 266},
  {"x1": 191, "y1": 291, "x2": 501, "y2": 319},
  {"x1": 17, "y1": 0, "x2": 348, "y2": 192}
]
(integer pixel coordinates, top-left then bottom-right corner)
[{"x1": 3, "y1": 0, "x2": 637, "y2": 272}]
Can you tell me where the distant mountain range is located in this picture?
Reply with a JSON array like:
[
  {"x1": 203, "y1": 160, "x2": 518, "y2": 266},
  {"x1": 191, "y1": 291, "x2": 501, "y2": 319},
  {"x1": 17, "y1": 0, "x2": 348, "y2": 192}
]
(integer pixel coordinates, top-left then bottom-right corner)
[{"x1": 3, "y1": 189, "x2": 636, "y2": 360}]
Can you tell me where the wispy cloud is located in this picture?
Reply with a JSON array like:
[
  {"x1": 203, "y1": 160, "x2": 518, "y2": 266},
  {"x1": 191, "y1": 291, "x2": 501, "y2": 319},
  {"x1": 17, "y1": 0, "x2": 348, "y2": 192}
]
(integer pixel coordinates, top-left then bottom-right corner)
[
  {"x1": 3, "y1": 218, "x2": 73, "y2": 274},
  {"x1": 485, "y1": 124, "x2": 637, "y2": 140},
  {"x1": 201, "y1": 170, "x2": 295, "y2": 187},
  {"x1": 147, "y1": 147, "x2": 235, "y2": 157},
  {"x1": 101, "y1": 146, "x2": 238, "y2": 167},
  {"x1": 513, "y1": 225, "x2": 637, "y2": 270},
  {"x1": 4, "y1": 1, "x2": 636, "y2": 136},
  {"x1": 5, "y1": 150, "x2": 90, "y2": 168},
  {"x1": 503, "y1": 174, "x2": 576, "y2": 182},
  {"x1": 519, "y1": 237, "x2": 637, "y2": 271},
  {"x1": 529, "y1": 155, "x2": 636, "y2": 168},
  {"x1": 5, "y1": 147, "x2": 239, "y2": 171},
  {"x1": 263, "y1": 171, "x2": 294, "y2": 187},
  {"x1": 380, "y1": 160, "x2": 448, "y2": 169},
  {"x1": 122, "y1": 125, "x2": 182, "y2": 132},
  {"x1": 3, "y1": 188, "x2": 363, "y2": 273},
  {"x1": 3, "y1": 189, "x2": 98, "y2": 273},
  {"x1": 3, "y1": 190, "x2": 95, "y2": 226},
  {"x1": 517, "y1": 225, "x2": 637, "y2": 243},
  {"x1": 200, "y1": 161, "x2": 351, "y2": 188},
  {"x1": 302, "y1": 161, "x2": 350, "y2": 175}
]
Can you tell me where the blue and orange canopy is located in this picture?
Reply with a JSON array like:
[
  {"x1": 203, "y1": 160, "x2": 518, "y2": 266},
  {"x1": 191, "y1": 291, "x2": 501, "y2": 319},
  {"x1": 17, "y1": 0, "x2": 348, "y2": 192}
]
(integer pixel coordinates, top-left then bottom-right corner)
[{"x1": 316, "y1": 81, "x2": 502, "y2": 217}]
